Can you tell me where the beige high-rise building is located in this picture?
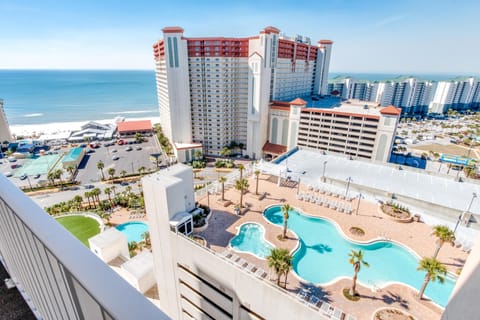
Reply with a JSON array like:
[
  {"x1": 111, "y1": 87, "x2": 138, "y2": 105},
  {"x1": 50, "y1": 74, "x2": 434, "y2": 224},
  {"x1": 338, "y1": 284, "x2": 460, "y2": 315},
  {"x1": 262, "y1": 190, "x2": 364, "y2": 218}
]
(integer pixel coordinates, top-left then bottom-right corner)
[
  {"x1": 153, "y1": 26, "x2": 333, "y2": 159},
  {"x1": 0, "y1": 99, "x2": 13, "y2": 143}
]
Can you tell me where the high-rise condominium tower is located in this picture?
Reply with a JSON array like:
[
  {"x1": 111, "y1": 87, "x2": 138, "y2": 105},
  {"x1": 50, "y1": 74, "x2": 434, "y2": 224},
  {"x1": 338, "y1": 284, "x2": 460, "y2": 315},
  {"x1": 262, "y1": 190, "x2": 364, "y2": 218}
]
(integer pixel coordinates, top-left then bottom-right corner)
[{"x1": 153, "y1": 26, "x2": 332, "y2": 159}]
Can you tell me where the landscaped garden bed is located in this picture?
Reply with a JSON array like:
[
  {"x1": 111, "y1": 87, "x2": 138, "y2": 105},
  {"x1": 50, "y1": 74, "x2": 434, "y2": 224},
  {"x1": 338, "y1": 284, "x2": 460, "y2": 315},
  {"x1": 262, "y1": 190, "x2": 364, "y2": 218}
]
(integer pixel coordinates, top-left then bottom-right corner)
[
  {"x1": 349, "y1": 226, "x2": 365, "y2": 237},
  {"x1": 379, "y1": 201, "x2": 413, "y2": 223},
  {"x1": 374, "y1": 308, "x2": 415, "y2": 320}
]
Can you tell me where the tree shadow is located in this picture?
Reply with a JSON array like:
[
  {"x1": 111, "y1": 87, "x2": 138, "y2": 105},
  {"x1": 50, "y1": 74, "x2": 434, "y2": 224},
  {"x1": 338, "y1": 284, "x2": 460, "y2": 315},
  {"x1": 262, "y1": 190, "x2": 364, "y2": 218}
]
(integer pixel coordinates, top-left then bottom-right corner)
[
  {"x1": 307, "y1": 243, "x2": 333, "y2": 254},
  {"x1": 294, "y1": 281, "x2": 332, "y2": 303},
  {"x1": 360, "y1": 290, "x2": 410, "y2": 309}
]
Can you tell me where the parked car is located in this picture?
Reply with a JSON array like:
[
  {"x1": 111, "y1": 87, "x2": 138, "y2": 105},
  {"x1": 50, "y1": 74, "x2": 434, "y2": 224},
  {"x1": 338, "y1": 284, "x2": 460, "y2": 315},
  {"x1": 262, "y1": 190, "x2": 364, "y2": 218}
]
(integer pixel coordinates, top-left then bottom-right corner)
[
  {"x1": 112, "y1": 149, "x2": 118, "y2": 153},
  {"x1": 33, "y1": 173, "x2": 41, "y2": 179},
  {"x1": 83, "y1": 184, "x2": 94, "y2": 189},
  {"x1": 19, "y1": 174, "x2": 27, "y2": 180},
  {"x1": 112, "y1": 155, "x2": 120, "y2": 160},
  {"x1": 136, "y1": 146, "x2": 142, "y2": 151},
  {"x1": 120, "y1": 181, "x2": 129, "y2": 186},
  {"x1": 3, "y1": 172, "x2": 13, "y2": 177},
  {"x1": 125, "y1": 146, "x2": 133, "y2": 151}
]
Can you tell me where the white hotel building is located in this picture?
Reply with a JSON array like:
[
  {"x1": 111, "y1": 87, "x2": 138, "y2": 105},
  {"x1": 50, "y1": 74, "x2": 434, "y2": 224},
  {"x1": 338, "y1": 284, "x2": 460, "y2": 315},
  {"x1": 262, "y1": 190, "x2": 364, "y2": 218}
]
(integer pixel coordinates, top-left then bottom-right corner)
[
  {"x1": 429, "y1": 77, "x2": 480, "y2": 114},
  {"x1": 0, "y1": 99, "x2": 13, "y2": 143},
  {"x1": 153, "y1": 26, "x2": 333, "y2": 160}
]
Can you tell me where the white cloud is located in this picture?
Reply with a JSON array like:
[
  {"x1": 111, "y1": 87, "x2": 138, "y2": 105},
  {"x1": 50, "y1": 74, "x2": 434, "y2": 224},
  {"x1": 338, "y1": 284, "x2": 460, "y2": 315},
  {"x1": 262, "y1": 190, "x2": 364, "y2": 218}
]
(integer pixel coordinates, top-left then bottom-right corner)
[{"x1": 375, "y1": 15, "x2": 406, "y2": 27}]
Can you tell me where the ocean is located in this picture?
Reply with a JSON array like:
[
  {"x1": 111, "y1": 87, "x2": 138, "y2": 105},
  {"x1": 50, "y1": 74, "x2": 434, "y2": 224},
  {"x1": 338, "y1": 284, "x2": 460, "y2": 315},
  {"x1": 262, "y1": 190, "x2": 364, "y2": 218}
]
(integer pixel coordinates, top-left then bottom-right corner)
[
  {"x1": 0, "y1": 70, "x2": 158, "y2": 125},
  {"x1": 0, "y1": 70, "x2": 475, "y2": 126}
]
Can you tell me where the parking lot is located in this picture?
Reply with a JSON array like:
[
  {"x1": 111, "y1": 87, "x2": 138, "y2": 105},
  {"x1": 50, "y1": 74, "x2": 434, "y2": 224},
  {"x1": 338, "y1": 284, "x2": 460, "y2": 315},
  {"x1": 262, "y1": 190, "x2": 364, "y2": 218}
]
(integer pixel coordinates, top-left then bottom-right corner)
[
  {"x1": 0, "y1": 136, "x2": 163, "y2": 188},
  {"x1": 76, "y1": 137, "x2": 163, "y2": 184}
]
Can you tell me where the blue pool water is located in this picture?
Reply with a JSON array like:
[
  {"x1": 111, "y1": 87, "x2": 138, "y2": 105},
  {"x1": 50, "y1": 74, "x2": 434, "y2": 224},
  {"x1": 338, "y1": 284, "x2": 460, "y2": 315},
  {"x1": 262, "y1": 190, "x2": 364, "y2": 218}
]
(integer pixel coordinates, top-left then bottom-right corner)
[
  {"x1": 230, "y1": 223, "x2": 273, "y2": 259},
  {"x1": 264, "y1": 205, "x2": 455, "y2": 307},
  {"x1": 116, "y1": 222, "x2": 149, "y2": 243}
]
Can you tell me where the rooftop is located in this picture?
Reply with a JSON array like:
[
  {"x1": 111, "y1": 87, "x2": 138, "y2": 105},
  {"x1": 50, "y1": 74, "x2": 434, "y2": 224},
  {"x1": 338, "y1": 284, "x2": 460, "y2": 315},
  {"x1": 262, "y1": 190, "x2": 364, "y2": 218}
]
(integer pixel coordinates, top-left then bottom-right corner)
[{"x1": 117, "y1": 120, "x2": 152, "y2": 133}]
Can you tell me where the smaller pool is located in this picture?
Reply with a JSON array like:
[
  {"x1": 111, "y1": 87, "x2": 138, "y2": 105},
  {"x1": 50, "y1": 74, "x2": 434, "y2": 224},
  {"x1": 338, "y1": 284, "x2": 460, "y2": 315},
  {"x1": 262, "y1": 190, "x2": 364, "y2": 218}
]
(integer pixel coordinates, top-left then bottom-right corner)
[
  {"x1": 230, "y1": 223, "x2": 273, "y2": 259},
  {"x1": 116, "y1": 221, "x2": 149, "y2": 243}
]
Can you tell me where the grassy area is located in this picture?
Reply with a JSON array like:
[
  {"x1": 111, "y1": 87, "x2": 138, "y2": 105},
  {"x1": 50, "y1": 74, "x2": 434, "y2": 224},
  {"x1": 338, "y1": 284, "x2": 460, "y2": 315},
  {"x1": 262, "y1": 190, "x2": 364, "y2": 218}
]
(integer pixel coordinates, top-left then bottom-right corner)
[
  {"x1": 56, "y1": 216, "x2": 100, "y2": 247},
  {"x1": 411, "y1": 143, "x2": 479, "y2": 160}
]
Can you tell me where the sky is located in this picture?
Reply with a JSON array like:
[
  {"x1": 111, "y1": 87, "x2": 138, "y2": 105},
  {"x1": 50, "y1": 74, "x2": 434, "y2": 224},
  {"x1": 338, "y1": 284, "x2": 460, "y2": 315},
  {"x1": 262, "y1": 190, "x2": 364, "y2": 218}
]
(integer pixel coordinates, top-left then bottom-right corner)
[{"x1": 0, "y1": 0, "x2": 479, "y2": 74}]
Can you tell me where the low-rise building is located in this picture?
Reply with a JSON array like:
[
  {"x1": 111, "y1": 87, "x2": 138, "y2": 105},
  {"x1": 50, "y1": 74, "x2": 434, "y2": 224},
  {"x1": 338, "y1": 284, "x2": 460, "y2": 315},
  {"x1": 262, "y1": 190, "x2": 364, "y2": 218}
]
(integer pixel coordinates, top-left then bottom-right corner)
[
  {"x1": 267, "y1": 98, "x2": 400, "y2": 162},
  {"x1": 117, "y1": 120, "x2": 153, "y2": 137},
  {"x1": 68, "y1": 121, "x2": 116, "y2": 142}
]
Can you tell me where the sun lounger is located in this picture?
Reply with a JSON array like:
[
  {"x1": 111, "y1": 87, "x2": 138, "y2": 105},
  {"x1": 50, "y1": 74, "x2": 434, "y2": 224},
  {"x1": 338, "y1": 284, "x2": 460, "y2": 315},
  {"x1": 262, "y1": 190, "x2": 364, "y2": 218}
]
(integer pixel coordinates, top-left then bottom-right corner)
[
  {"x1": 296, "y1": 290, "x2": 308, "y2": 303},
  {"x1": 332, "y1": 307, "x2": 344, "y2": 320},
  {"x1": 320, "y1": 302, "x2": 333, "y2": 316},
  {"x1": 235, "y1": 258, "x2": 248, "y2": 268},
  {"x1": 308, "y1": 295, "x2": 320, "y2": 308},
  {"x1": 246, "y1": 263, "x2": 257, "y2": 273},
  {"x1": 221, "y1": 250, "x2": 232, "y2": 258},
  {"x1": 230, "y1": 254, "x2": 240, "y2": 263},
  {"x1": 345, "y1": 314, "x2": 357, "y2": 320},
  {"x1": 255, "y1": 268, "x2": 267, "y2": 279}
]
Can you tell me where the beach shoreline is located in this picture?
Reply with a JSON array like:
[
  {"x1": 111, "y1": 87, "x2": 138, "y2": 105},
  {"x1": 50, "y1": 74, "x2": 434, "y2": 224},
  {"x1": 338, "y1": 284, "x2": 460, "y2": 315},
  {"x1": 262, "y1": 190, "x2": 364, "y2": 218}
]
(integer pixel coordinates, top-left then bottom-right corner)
[{"x1": 10, "y1": 116, "x2": 161, "y2": 138}]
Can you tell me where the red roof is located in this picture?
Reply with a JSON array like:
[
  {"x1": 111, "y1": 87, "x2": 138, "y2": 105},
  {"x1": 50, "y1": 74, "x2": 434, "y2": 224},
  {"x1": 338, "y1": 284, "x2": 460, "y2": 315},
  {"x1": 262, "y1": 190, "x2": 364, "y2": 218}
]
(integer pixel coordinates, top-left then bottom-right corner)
[
  {"x1": 162, "y1": 26, "x2": 184, "y2": 34},
  {"x1": 117, "y1": 120, "x2": 152, "y2": 133},
  {"x1": 380, "y1": 106, "x2": 401, "y2": 116},
  {"x1": 318, "y1": 40, "x2": 333, "y2": 45},
  {"x1": 262, "y1": 142, "x2": 287, "y2": 155},
  {"x1": 290, "y1": 98, "x2": 307, "y2": 106}
]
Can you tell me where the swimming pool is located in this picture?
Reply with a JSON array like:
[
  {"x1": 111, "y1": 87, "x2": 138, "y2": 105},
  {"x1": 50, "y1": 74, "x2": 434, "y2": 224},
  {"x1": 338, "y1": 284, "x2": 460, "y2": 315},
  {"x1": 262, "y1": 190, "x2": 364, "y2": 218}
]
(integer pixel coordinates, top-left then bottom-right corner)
[
  {"x1": 230, "y1": 223, "x2": 274, "y2": 259},
  {"x1": 264, "y1": 205, "x2": 455, "y2": 307},
  {"x1": 116, "y1": 221, "x2": 149, "y2": 243}
]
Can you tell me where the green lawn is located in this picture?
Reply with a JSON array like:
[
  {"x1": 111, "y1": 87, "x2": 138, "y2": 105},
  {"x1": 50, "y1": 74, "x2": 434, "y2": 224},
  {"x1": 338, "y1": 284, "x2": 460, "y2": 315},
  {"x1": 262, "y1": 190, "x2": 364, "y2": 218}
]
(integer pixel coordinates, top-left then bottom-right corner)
[{"x1": 56, "y1": 216, "x2": 100, "y2": 248}]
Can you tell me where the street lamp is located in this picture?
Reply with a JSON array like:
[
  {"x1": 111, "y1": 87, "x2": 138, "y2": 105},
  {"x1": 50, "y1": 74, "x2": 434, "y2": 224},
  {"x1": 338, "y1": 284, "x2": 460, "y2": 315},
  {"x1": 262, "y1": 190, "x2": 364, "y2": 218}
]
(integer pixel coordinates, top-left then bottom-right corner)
[
  {"x1": 207, "y1": 190, "x2": 210, "y2": 208},
  {"x1": 454, "y1": 192, "x2": 477, "y2": 233},
  {"x1": 322, "y1": 161, "x2": 328, "y2": 182},
  {"x1": 345, "y1": 176, "x2": 352, "y2": 197},
  {"x1": 356, "y1": 193, "x2": 363, "y2": 215}
]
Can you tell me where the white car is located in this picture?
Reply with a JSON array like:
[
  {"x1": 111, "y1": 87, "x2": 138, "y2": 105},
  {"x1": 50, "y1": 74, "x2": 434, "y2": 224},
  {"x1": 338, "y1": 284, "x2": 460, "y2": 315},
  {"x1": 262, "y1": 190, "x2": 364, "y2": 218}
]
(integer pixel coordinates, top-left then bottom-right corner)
[
  {"x1": 112, "y1": 155, "x2": 120, "y2": 161},
  {"x1": 3, "y1": 172, "x2": 13, "y2": 177}
]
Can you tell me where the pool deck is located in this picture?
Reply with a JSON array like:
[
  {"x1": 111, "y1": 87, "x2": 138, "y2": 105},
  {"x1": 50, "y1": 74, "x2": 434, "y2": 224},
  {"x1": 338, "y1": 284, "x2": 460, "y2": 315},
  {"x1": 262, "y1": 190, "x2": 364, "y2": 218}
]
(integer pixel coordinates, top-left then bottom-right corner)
[{"x1": 195, "y1": 173, "x2": 469, "y2": 320}]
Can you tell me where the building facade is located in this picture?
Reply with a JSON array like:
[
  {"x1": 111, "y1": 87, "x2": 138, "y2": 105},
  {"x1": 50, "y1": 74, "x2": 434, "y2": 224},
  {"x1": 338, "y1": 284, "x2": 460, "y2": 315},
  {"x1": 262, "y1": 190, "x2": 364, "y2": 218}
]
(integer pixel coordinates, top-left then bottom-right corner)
[
  {"x1": 0, "y1": 99, "x2": 13, "y2": 143},
  {"x1": 267, "y1": 99, "x2": 400, "y2": 162},
  {"x1": 429, "y1": 77, "x2": 480, "y2": 114},
  {"x1": 153, "y1": 27, "x2": 333, "y2": 158},
  {"x1": 328, "y1": 76, "x2": 435, "y2": 118}
]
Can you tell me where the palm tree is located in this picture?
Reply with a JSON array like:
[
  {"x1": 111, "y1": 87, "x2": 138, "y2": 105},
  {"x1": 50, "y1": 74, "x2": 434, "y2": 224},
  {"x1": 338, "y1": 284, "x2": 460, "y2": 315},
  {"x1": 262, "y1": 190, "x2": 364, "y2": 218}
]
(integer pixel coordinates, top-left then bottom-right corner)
[
  {"x1": 348, "y1": 249, "x2": 369, "y2": 296},
  {"x1": 254, "y1": 169, "x2": 260, "y2": 195},
  {"x1": 128, "y1": 241, "x2": 138, "y2": 257},
  {"x1": 281, "y1": 204, "x2": 291, "y2": 239},
  {"x1": 141, "y1": 231, "x2": 151, "y2": 246},
  {"x1": 92, "y1": 188, "x2": 101, "y2": 205},
  {"x1": 47, "y1": 171, "x2": 56, "y2": 186},
  {"x1": 267, "y1": 248, "x2": 291, "y2": 287},
  {"x1": 104, "y1": 187, "x2": 113, "y2": 207},
  {"x1": 134, "y1": 132, "x2": 143, "y2": 142},
  {"x1": 234, "y1": 178, "x2": 249, "y2": 208},
  {"x1": 417, "y1": 257, "x2": 447, "y2": 300},
  {"x1": 66, "y1": 165, "x2": 75, "y2": 179},
  {"x1": 194, "y1": 150, "x2": 203, "y2": 161},
  {"x1": 431, "y1": 225, "x2": 456, "y2": 259},
  {"x1": 111, "y1": 185, "x2": 117, "y2": 197},
  {"x1": 220, "y1": 147, "x2": 231, "y2": 159},
  {"x1": 55, "y1": 169, "x2": 64, "y2": 185},
  {"x1": 97, "y1": 160, "x2": 105, "y2": 180},
  {"x1": 108, "y1": 167, "x2": 116, "y2": 181},
  {"x1": 237, "y1": 163, "x2": 245, "y2": 179},
  {"x1": 138, "y1": 166, "x2": 146, "y2": 177},
  {"x1": 120, "y1": 170, "x2": 127, "y2": 179},
  {"x1": 84, "y1": 191, "x2": 92, "y2": 209},
  {"x1": 219, "y1": 176, "x2": 227, "y2": 201},
  {"x1": 73, "y1": 195, "x2": 83, "y2": 211},
  {"x1": 126, "y1": 185, "x2": 133, "y2": 196}
]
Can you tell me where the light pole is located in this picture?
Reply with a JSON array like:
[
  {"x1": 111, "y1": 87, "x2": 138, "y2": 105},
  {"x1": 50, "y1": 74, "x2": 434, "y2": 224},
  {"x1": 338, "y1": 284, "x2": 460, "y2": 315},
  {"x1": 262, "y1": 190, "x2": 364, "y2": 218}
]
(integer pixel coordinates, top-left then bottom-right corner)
[
  {"x1": 207, "y1": 190, "x2": 210, "y2": 208},
  {"x1": 322, "y1": 161, "x2": 328, "y2": 182},
  {"x1": 297, "y1": 177, "x2": 301, "y2": 195},
  {"x1": 356, "y1": 193, "x2": 363, "y2": 215},
  {"x1": 345, "y1": 176, "x2": 352, "y2": 197},
  {"x1": 454, "y1": 192, "x2": 477, "y2": 233}
]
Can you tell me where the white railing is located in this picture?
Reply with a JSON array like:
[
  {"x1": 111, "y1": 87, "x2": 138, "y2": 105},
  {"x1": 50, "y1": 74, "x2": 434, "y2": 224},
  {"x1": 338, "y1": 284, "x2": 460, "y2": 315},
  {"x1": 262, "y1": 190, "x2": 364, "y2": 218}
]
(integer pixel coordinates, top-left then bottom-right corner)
[{"x1": 0, "y1": 175, "x2": 170, "y2": 320}]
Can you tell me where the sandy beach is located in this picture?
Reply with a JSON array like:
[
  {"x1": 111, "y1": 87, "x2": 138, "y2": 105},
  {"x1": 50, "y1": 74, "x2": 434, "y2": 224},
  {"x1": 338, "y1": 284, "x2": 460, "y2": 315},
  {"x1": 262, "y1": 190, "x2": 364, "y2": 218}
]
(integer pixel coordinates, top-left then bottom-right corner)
[{"x1": 9, "y1": 116, "x2": 161, "y2": 138}]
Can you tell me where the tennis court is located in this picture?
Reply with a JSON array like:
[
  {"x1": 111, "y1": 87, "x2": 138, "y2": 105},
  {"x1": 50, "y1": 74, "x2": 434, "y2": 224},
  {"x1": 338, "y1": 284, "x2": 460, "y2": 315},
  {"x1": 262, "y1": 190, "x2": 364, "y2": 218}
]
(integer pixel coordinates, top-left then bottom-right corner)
[{"x1": 14, "y1": 154, "x2": 63, "y2": 177}]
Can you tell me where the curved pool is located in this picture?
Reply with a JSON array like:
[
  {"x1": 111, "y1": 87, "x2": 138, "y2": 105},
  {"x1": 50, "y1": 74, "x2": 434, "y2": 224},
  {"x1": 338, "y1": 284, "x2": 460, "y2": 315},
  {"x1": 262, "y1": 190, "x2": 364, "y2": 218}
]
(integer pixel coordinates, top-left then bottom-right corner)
[
  {"x1": 264, "y1": 205, "x2": 455, "y2": 307},
  {"x1": 116, "y1": 221, "x2": 149, "y2": 243},
  {"x1": 230, "y1": 223, "x2": 273, "y2": 259}
]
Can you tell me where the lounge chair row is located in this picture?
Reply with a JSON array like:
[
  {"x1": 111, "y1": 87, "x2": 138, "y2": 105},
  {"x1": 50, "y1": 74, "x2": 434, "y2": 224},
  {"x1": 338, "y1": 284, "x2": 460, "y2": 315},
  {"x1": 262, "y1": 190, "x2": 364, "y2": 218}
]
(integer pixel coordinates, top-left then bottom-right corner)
[
  {"x1": 296, "y1": 290, "x2": 356, "y2": 320},
  {"x1": 307, "y1": 184, "x2": 357, "y2": 201},
  {"x1": 220, "y1": 250, "x2": 268, "y2": 279},
  {"x1": 297, "y1": 192, "x2": 353, "y2": 214},
  {"x1": 129, "y1": 213, "x2": 146, "y2": 219}
]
